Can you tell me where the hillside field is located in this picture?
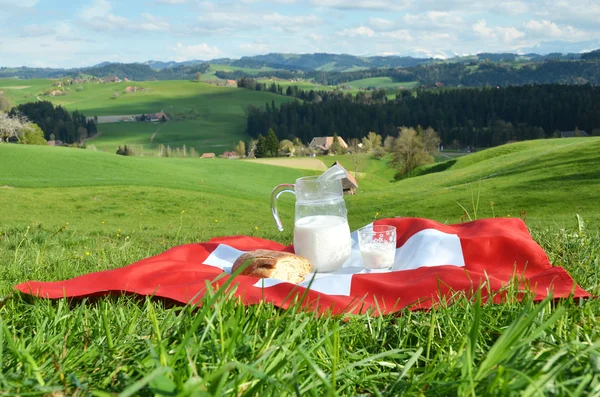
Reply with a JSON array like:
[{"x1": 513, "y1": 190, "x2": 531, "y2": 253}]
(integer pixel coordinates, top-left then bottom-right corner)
[
  {"x1": 1, "y1": 138, "x2": 600, "y2": 394},
  {"x1": 1, "y1": 139, "x2": 600, "y2": 394},
  {"x1": 1, "y1": 79, "x2": 297, "y2": 154},
  {"x1": 1, "y1": 137, "x2": 599, "y2": 234},
  {"x1": 346, "y1": 77, "x2": 420, "y2": 90}
]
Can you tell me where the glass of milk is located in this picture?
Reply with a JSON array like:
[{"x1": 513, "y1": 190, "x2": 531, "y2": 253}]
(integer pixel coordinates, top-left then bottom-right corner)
[
  {"x1": 271, "y1": 175, "x2": 352, "y2": 273},
  {"x1": 358, "y1": 225, "x2": 396, "y2": 270}
]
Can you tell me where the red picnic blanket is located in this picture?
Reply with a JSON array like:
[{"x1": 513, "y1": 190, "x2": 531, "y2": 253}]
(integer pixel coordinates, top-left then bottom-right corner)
[{"x1": 15, "y1": 218, "x2": 590, "y2": 315}]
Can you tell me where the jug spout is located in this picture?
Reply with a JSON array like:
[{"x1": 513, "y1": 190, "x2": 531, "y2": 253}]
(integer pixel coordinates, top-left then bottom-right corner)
[
  {"x1": 317, "y1": 164, "x2": 347, "y2": 181},
  {"x1": 271, "y1": 184, "x2": 296, "y2": 231}
]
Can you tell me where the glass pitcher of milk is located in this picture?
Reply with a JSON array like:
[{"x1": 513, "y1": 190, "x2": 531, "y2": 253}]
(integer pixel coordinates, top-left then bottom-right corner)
[{"x1": 271, "y1": 175, "x2": 352, "y2": 273}]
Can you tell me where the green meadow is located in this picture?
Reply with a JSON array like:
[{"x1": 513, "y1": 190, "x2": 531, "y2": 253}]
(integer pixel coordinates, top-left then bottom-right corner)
[
  {"x1": 345, "y1": 77, "x2": 420, "y2": 90},
  {"x1": 1, "y1": 138, "x2": 600, "y2": 394},
  {"x1": 1, "y1": 79, "x2": 297, "y2": 153}
]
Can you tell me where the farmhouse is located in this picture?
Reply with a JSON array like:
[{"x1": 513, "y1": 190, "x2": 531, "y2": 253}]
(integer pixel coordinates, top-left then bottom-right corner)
[
  {"x1": 330, "y1": 161, "x2": 358, "y2": 195},
  {"x1": 146, "y1": 112, "x2": 168, "y2": 122},
  {"x1": 201, "y1": 153, "x2": 216, "y2": 159},
  {"x1": 102, "y1": 76, "x2": 121, "y2": 83},
  {"x1": 222, "y1": 151, "x2": 240, "y2": 159},
  {"x1": 309, "y1": 136, "x2": 349, "y2": 154},
  {"x1": 47, "y1": 140, "x2": 64, "y2": 147},
  {"x1": 560, "y1": 130, "x2": 588, "y2": 138},
  {"x1": 225, "y1": 79, "x2": 237, "y2": 87}
]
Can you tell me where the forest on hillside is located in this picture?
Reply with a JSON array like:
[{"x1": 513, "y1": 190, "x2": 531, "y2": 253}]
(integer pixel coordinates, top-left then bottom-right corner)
[
  {"x1": 10, "y1": 101, "x2": 96, "y2": 144},
  {"x1": 246, "y1": 84, "x2": 600, "y2": 148}
]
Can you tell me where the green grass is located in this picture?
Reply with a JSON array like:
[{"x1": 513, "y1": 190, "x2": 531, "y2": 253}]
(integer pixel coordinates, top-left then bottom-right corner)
[
  {"x1": 349, "y1": 138, "x2": 600, "y2": 228},
  {"x1": 256, "y1": 78, "x2": 338, "y2": 92},
  {"x1": 201, "y1": 64, "x2": 278, "y2": 82},
  {"x1": 1, "y1": 79, "x2": 297, "y2": 153},
  {"x1": 0, "y1": 78, "x2": 55, "y2": 103},
  {"x1": 1, "y1": 139, "x2": 600, "y2": 394},
  {"x1": 345, "y1": 77, "x2": 419, "y2": 90}
]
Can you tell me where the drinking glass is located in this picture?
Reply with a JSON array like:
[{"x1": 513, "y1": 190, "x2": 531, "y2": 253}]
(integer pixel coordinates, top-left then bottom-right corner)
[{"x1": 358, "y1": 225, "x2": 396, "y2": 270}]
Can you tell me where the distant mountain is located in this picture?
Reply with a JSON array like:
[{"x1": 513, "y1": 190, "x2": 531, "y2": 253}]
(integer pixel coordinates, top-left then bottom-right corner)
[
  {"x1": 1, "y1": 50, "x2": 599, "y2": 81},
  {"x1": 228, "y1": 53, "x2": 432, "y2": 72},
  {"x1": 143, "y1": 59, "x2": 208, "y2": 70},
  {"x1": 92, "y1": 61, "x2": 113, "y2": 68}
]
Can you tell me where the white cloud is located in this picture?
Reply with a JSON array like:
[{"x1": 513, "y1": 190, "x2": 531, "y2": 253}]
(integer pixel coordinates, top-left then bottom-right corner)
[
  {"x1": 155, "y1": 0, "x2": 189, "y2": 3},
  {"x1": 310, "y1": 0, "x2": 409, "y2": 11},
  {"x1": 195, "y1": 10, "x2": 319, "y2": 34},
  {"x1": 172, "y1": 42, "x2": 221, "y2": 61},
  {"x1": 496, "y1": 26, "x2": 524, "y2": 43},
  {"x1": 79, "y1": 0, "x2": 170, "y2": 32},
  {"x1": 239, "y1": 42, "x2": 270, "y2": 53},
  {"x1": 472, "y1": 19, "x2": 495, "y2": 39},
  {"x1": 524, "y1": 19, "x2": 588, "y2": 40},
  {"x1": 536, "y1": 0, "x2": 600, "y2": 27},
  {"x1": 139, "y1": 13, "x2": 171, "y2": 31},
  {"x1": 403, "y1": 11, "x2": 464, "y2": 29},
  {"x1": 381, "y1": 30, "x2": 412, "y2": 40},
  {"x1": 493, "y1": 1, "x2": 528, "y2": 15},
  {"x1": 368, "y1": 17, "x2": 395, "y2": 31},
  {"x1": 80, "y1": 0, "x2": 112, "y2": 20},
  {"x1": 337, "y1": 26, "x2": 376, "y2": 37},
  {"x1": 19, "y1": 22, "x2": 80, "y2": 41}
]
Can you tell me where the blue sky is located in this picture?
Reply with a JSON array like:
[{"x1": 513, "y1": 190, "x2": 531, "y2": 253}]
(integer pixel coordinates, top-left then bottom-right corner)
[{"x1": 1, "y1": 0, "x2": 599, "y2": 68}]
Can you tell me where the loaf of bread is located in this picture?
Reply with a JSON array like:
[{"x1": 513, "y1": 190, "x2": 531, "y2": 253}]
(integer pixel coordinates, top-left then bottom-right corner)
[{"x1": 232, "y1": 250, "x2": 312, "y2": 284}]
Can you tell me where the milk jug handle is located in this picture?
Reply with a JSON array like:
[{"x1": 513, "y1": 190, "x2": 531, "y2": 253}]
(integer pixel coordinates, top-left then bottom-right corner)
[{"x1": 271, "y1": 184, "x2": 295, "y2": 232}]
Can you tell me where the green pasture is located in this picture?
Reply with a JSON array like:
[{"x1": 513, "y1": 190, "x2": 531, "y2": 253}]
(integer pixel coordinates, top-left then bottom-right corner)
[
  {"x1": 346, "y1": 77, "x2": 419, "y2": 90},
  {"x1": 256, "y1": 78, "x2": 338, "y2": 92},
  {"x1": 1, "y1": 139, "x2": 600, "y2": 394},
  {"x1": 0, "y1": 78, "x2": 53, "y2": 103},
  {"x1": 0, "y1": 79, "x2": 297, "y2": 153},
  {"x1": 207, "y1": 64, "x2": 276, "y2": 74},
  {"x1": 2, "y1": 137, "x2": 600, "y2": 234}
]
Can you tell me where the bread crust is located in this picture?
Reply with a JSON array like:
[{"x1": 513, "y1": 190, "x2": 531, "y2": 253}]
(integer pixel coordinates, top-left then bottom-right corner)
[{"x1": 232, "y1": 250, "x2": 312, "y2": 284}]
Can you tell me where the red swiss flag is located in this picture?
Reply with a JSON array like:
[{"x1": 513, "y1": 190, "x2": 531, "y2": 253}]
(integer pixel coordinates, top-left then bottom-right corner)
[{"x1": 15, "y1": 218, "x2": 591, "y2": 315}]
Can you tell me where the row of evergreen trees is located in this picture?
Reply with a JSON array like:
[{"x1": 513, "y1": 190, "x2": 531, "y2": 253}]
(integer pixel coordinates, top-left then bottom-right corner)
[
  {"x1": 10, "y1": 101, "x2": 97, "y2": 144},
  {"x1": 245, "y1": 84, "x2": 600, "y2": 148}
]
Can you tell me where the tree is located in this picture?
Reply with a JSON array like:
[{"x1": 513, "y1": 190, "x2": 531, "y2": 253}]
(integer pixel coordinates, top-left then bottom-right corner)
[
  {"x1": 19, "y1": 123, "x2": 47, "y2": 145},
  {"x1": 116, "y1": 145, "x2": 135, "y2": 156},
  {"x1": 423, "y1": 127, "x2": 441, "y2": 154},
  {"x1": 367, "y1": 131, "x2": 383, "y2": 148},
  {"x1": 279, "y1": 139, "x2": 294, "y2": 156},
  {"x1": 329, "y1": 132, "x2": 343, "y2": 154},
  {"x1": 390, "y1": 127, "x2": 434, "y2": 176},
  {"x1": 384, "y1": 135, "x2": 395, "y2": 151},
  {"x1": 78, "y1": 126, "x2": 88, "y2": 141},
  {"x1": 0, "y1": 94, "x2": 11, "y2": 112},
  {"x1": 255, "y1": 134, "x2": 269, "y2": 158},
  {"x1": 195, "y1": 72, "x2": 202, "y2": 82},
  {"x1": 361, "y1": 136, "x2": 372, "y2": 152},
  {"x1": 349, "y1": 139, "x2": 365, "y2": 182},
  {"x1": 234, "y1": 140, "x2": 246, "y2": 157},
  {"x1": 266, "y1": 129, "x2": 279, "y2": 157},
  {"x1": 0, "y1": 112, "x2": 28, "y2": 142}
]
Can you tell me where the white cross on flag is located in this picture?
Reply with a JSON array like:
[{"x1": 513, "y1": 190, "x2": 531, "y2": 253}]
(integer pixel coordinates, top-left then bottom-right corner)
[{"x1": 16, "y1": 218, "x2": 590, "y2": 315}]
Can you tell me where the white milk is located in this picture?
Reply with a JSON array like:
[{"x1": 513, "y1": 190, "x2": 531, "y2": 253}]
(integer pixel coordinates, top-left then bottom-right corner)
[
  {"x1": 294, "y1": 215, "x2": 352, "y2": 273},
  {"x1": 360, "y1": 243, "x2": 396, "y2": 269}
]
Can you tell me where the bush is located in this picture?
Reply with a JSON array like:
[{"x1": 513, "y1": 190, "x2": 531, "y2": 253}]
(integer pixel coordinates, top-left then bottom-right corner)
[
  {"x1": 371, "y1": 146, "x2": 387, "y2": 159},
  {"x1": 116, "y1": 145, "x2": 135, "y2": 156}
]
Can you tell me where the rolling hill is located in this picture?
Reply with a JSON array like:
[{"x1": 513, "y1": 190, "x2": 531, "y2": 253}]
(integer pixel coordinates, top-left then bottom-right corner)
[
  {"x1": 1, "y1": 138, "x2": 599, "y2": 235},
  {"x1": 1, "y1": 79, "x2": 297, "y2": 153}
]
